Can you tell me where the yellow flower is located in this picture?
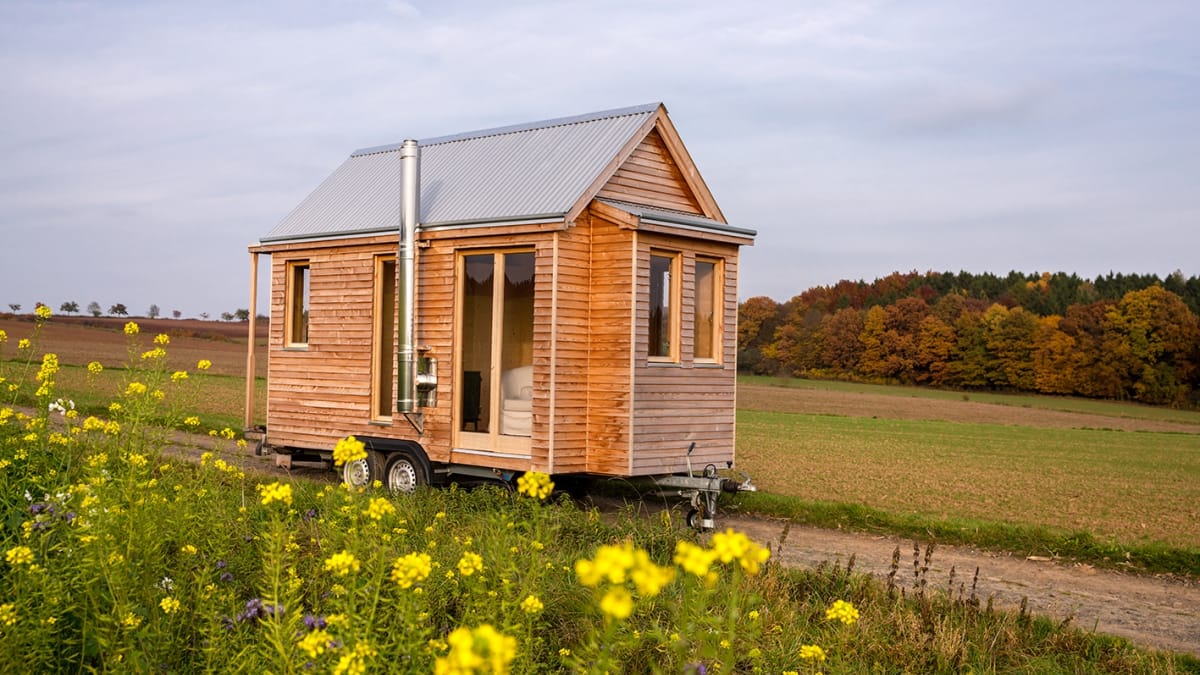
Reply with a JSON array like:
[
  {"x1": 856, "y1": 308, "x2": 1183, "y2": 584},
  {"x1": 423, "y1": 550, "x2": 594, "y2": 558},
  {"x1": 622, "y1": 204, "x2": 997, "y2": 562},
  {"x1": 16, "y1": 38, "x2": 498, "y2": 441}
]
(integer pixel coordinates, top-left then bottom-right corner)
[
  {"x1": 196, "y1": 359, "x2": 212, "y2": 370},
  {"x1": 0, "y1": 603, "x2": 16, "y2": 626},
  {"x1": 6, "y1": 546, "x2": 34, "y2": 566},
  {"x1": 140, "y1": 347, "x2": 166, "y2": 360},
  {"x1": 364, "y1": 497, "x2": 395, "y2": 521},
  {"x1": 171, "y1": 371, "x2": 189, "y2": 383},
  {"x1": 457, "y1": 551, "x2": 484, "y2": 577},
  {"x1": 709, "y1": 529, "x2": 771, "y2": 575},
  {"x1": 0, "y1": 330, "x2": 6, "y2": 343},
  {"x1": 257, "y1": 481, "x2": 294, "y2": 507},
  {"x1": 154, "y1": 333, "x2": 170, "y2": 346},
  {"x1": 332, "y1": 436, "x2": 367, "y2": 467},
  {"x1": 35, "y1": 305, "x2": 52, "y2": 320},
  {"x1": 184, "y1": 416, "x2": 200, "y2": 427},
  {"x1": 124, "y1": 382, "x2": 148, "y2": 397},
  {"x1": 800, "y1": 644, "x2": 826, "y2": 661},
  {"x1": 519, "y1": 595, "x2": 543, "y2": 614},
  {"x1": 297, "y1": 628, "x2": 333, "y2": 658},
  {"x1": 124, "y1": 322, "x2": 139, "y2": 336},
  {"x1": 390, "y1": 552, "x2": 433, "y2": 589},
  {"x1": 324, "y1": 550, "x2": 361, "y2": 577},
  {"x1": 599, "y1": 587, "x2": 634, "y2": 620},
  {"x1": 516, "y1": 471, "x2": 554, "y2": 500},
  {"x1": 181, "y1": 544, "x2": 198, "y2": 556},
  {"x1": 434, "y1": 625, "x2": 516, "y2": 675},
  {"x1": 87, "y1": 361, "x2": 103, "y2": 376},
  {"x1": 826, "y1": 599, "x2": 859, "y2": 625},
  {"x1": 121, "y1": 612, "x2": 142, "y2": 628},
  {"x1": 159, "y1": 597, "x2": 181, "y2": 614},
  {"x1": 17, "y1": 338, "x2": 31, "y2": 350}
]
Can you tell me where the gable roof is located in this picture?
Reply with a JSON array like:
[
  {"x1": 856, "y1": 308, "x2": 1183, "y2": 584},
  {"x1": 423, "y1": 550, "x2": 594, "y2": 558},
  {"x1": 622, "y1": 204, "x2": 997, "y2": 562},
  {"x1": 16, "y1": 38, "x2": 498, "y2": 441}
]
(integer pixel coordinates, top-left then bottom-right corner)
[{"x1": 261, "y1": 103, "x2": 735, "y2": 243}]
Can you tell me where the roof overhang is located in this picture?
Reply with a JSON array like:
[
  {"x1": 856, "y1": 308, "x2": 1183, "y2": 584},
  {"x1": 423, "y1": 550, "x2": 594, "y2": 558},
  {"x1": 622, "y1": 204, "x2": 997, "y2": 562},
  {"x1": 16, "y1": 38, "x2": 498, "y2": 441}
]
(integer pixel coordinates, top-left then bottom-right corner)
[{"x1": 593, "y1": 199, "x2": 755, "y2": 246}]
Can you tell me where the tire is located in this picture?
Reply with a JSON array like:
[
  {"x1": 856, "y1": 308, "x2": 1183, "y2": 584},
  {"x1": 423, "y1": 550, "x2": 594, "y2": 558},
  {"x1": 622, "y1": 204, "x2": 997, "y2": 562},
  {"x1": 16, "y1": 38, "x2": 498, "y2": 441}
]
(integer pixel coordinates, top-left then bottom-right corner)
[
  {"x1": 384, "y1": 450, "x2": 430, "y2": 494},
  {"x1": 342, "y1": 450, "x2": 385, "y2": 488}
]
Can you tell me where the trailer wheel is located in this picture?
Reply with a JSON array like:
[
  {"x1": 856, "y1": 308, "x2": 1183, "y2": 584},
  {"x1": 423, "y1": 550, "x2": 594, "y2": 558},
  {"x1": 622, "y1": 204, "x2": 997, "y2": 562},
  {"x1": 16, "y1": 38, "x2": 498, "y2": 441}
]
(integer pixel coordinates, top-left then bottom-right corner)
[
  {"x1": 341, "y1": 450, "x2": 384, "y2": 488},
  {"x1": 384, "y1": 451, "x2": 430, "y2": 495}
]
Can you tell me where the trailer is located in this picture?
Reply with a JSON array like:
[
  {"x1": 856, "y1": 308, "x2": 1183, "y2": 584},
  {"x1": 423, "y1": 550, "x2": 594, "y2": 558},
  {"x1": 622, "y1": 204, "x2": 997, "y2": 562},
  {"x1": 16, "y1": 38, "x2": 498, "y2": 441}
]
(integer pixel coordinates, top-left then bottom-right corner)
[{"x1": 244, "y1": 103, "x2": 757, "y2": 528}]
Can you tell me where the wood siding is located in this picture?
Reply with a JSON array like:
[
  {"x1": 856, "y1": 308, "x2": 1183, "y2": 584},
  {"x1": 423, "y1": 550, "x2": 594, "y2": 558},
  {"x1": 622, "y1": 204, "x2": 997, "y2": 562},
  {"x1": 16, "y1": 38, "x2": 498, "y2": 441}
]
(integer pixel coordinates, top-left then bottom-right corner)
[{"x1": 597, "y1": 129, "x2": 703, "y2": 214}]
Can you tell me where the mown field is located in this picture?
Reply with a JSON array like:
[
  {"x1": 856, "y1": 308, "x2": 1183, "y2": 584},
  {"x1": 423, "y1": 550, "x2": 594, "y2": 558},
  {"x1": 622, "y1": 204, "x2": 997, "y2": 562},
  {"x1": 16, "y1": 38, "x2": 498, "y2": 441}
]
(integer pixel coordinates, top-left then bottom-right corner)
[{"x1": 734, "y1": 377, "x2": 1200, "y2": 554}]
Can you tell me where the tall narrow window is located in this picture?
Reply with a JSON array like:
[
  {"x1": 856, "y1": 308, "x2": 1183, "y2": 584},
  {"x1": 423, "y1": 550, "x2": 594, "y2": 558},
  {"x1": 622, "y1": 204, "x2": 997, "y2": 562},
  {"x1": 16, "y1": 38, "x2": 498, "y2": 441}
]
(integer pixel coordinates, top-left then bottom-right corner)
[
  {"x1": 694, "y1": 258, "x2": 722, "y2": 362},
  {"x1": 285, "y1": 261, "x2": 310, "y2": 347},
  {"x1": 372, "y1": 256, "x2": 397, "y2": 419},
  {"x1": 649, "y1": 251, "x2": 679, "y2": 361},
  {"x1": 457, "y1": 250, "x2": 535, "y2": 449}
]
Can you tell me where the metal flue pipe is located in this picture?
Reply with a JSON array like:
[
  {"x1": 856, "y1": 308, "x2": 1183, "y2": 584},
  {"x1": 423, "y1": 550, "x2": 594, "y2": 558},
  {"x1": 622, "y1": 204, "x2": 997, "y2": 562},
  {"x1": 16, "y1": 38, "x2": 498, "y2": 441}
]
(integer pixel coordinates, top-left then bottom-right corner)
[{"x1": 397, "y1": 139, "x2": 420, "y2": 414}]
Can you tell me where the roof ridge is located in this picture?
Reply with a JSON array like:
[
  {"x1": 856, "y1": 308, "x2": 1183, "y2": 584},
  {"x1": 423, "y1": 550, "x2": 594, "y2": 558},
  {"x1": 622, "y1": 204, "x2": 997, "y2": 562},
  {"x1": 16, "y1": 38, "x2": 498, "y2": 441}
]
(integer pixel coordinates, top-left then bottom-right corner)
[{"x1": 351, "y1": 103, "x2": 660, "y2": 157}]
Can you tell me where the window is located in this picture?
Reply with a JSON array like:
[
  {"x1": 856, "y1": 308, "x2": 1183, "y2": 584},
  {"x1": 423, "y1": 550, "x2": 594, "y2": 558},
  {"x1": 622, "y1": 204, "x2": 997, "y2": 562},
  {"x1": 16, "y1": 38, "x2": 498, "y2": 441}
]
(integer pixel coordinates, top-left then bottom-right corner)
[
  {"x1": 372, "y1": 256, "x2": 397, "y2": 420},
  {"x1": 457, "y1": 250, "x2": 535, "y2": 448},
  {"x1": 285, "y1": 261, "x2": 310, "y2": 347},
  {"x1": 693, "y1": 258, "x2": 722, "y2": 362},
  {"x1": 648, "y1": 251, "x2": 680, "y2": 361}
]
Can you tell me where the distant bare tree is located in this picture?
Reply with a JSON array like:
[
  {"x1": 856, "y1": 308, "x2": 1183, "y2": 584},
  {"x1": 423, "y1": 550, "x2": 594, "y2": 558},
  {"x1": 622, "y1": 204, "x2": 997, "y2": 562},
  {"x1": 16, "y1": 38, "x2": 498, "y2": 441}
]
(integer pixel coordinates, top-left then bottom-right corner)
[
  {"x1": 200, "y1": 312, "x2": 210, "y2": 320},
  {"x1": 172, "y1": 309, "x2": 182, "y2": 319},
  {"x1": 220, "y1": 311, "x2": 234, "y2": 321},
  {"x1": 148, "y1": 304, "x2": 160, "y2": 319},
  {"x1": 7, "y1": 303, "x2": 20, "y2": 313},
  {"x1": 108, "y1": 303, "x2": 128, "y2": 316},
  {"x1": 60, "y1": 301, "x2": 79, "y2": 315},
  {"x1": 87, "y1": 301, "x2": 102, "y2": 317}
]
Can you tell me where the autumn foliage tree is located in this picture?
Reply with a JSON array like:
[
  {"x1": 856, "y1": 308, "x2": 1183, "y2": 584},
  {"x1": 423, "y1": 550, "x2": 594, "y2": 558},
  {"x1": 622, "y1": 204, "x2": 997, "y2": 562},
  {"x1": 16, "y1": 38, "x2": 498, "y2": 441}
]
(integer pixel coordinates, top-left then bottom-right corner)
[{"x1": 739, "y1": 270, "x2": 1200, "y2": 407}]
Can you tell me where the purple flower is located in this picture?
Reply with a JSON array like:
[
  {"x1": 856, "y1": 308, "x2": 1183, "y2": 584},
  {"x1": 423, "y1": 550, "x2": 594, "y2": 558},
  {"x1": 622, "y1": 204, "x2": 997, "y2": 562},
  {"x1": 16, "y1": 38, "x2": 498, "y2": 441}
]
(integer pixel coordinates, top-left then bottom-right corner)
[
  {"x1": 303, "y1": 614, "x2": 327, "y2": 631},
  {"x1": 220, "y1": 572, "x2": 234, "y2": 583},
  {"x1": 216, "y1": 560, "x2": 227, "y2": 569}
]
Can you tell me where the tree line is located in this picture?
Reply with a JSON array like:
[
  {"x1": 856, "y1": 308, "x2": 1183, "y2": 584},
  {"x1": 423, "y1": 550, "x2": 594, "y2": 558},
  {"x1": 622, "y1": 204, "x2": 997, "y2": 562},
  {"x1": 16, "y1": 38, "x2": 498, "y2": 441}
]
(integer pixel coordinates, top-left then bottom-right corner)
[
  {"x1": 739, "y1": 270, "x2": 1200, "y2": 407},
  {"x1": 4, "y1": 301, "x2": 258, "y2": 322}
]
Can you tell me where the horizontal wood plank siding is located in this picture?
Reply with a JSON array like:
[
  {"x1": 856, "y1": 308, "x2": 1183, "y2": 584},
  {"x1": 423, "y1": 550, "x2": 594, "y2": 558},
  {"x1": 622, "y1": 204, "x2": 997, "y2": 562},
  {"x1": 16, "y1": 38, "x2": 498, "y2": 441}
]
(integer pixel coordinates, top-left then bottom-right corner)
[
  {"x1": 596, "y1": 130, "x2": 702, "y2": 214},
  {"x1": 628, "y1": 231, "x2": 742, "y2": 475}
]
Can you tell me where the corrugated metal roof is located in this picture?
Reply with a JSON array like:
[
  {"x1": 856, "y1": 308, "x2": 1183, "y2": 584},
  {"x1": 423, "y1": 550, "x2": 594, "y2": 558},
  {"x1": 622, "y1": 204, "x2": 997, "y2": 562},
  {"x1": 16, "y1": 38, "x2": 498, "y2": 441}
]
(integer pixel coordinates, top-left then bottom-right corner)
[
  {"x1": 597, "y1": 199, "x2": 757, "y2": 238},
  {"x1": 262, "y1": 103, "x2": 660, "y2": 242}
]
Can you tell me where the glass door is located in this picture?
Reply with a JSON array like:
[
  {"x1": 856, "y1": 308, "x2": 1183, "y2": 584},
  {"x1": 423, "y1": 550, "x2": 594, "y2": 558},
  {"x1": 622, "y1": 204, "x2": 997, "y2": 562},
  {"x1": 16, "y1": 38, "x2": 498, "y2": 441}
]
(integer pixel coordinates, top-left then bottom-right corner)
[{"x1": 457, "y1": 250, "x2": 534, "y2": 453}]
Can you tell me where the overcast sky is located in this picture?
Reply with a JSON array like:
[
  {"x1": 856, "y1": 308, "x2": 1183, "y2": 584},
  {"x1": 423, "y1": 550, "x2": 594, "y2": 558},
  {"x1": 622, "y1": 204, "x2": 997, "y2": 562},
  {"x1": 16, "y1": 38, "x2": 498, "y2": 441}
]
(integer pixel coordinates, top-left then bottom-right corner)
[{"x1": 1, "y1": 0, "x2": 1197, "y2": 318}]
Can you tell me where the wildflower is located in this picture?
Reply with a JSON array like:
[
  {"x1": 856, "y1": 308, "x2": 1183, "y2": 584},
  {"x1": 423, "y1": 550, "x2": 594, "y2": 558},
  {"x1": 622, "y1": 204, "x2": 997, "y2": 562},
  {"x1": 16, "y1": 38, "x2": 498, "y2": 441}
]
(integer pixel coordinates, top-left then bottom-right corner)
[
  {"x1": 160, "y1": 597, "x2": 181, "y2": 614},
  {"x1": 257, "y1": 481, "x2": 294, "y2": 507},
  {"x1": 196, "y1": 359, "x2": 212, "y2": 370},
  {"x1": 154, "y1": 333, "x2": 170, "y2": 346},
  {"x1": 332, "y1": 436, "x2": 367, "y2": 467},
  {"x1": 799, "y1": 644, "x2": 826, "y2": 662},
  {"x1": 121, "y1": 612, "x2": 142, "y2": 629},
  {"x1": 435, "y1": 624, "x2": 516, "y2": 675},
  {"x1": 18, "y1": 338, "x2": 31, "y2": 350},
  {"x1": 298, "y1": 628, "x2": 335, "y2": 658},
  {"x1": 124, "y1": 382, "x2": 148, "y2": 397},
  {"x1": 364, "y1": 497, "x2": 395, "y2": 521},
  {"x1": 599, "y1": 587, "x2": 634, "y2": 620},
  {"x1": 516, "y1": 471, "x2": 554, "y2": 500},
  {"x1": 184, "y1": 416, "x2": 200, "y2": 427},
  {"x1": 390, "y1": 552, "x2": 433, "y2": 589},
  {"x1": 457, "y1": 551, "x2": 484, "y2": 577},
  {"x1": 332, "y1": 641, "x2": 375, "y2": 675},
  {"x1": 181, "y1": 544, "x2": 198, "y2": 556},
  {"x1": 171, "y1": 371, "x2": 189, "y2": 383},
  {"x1": 37, "y1": 353, "x2": 59, "y2": 382},
  {"x1": 87, "y1": 361, "x2": 103, "y2": 376},
  {"x1": 324, "y1": 551, "x2": 361, "y2": 577},
  {"x1": 0, "y1": 330, "x2": 5, "y2": 343},
  {"x1": 558, "y1": 648, "x2": 571, "y2": 657},
  {"x1": 6, "y1": 546, "x2": 34, "y2": 566},
  {"x1": 826, "y1": 599, "x2": 859, "y2": 625},
  {"x1": 0, "y1": 603, "x2": 16, "y2": 626},
  {"x1": 520, "y1": 595, "x2": 543, "y2": 614},
  {"x1": 709, "y1": 529, "x2": 771, "y2": 575},
  {"x1": 123, "y1": 321, "x2": 139, "y2": 335},
  {"x1": 141, "y1": 347, "x2": 167, "y2": 360}
]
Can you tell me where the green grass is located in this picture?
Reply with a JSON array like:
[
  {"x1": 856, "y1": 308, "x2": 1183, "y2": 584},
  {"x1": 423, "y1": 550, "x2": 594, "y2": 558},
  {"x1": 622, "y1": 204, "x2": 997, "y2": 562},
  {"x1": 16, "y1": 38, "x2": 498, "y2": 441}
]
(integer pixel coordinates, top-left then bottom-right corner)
[
  {"x1": 739, "y1": 374, "x2": 1200, "y2": 426},
  {"x1": 733, "y1": 409, "x2": 1200, "y2": 575}
]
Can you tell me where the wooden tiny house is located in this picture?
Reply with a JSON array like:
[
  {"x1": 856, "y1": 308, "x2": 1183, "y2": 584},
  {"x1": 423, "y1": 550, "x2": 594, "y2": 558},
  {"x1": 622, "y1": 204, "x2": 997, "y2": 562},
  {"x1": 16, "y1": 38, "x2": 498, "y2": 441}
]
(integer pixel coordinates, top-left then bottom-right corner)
[{"x1": 245, "y1": 103, "x2": 756, "y2": 493}]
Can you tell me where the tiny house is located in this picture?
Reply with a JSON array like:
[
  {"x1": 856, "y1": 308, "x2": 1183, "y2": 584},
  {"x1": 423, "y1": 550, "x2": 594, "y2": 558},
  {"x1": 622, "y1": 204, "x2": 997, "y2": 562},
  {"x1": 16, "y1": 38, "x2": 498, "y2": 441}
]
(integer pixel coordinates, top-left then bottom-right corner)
[{"x1": 244, "y1": 103, "x2": 756, "y2": 511}]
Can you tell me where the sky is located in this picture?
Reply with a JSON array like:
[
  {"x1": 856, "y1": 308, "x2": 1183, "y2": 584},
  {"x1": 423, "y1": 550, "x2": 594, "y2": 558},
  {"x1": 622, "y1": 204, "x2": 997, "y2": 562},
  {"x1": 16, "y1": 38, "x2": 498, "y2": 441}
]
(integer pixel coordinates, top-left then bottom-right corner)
[{"x1": 1, "y1": 0, "x2": 1197, "y2": 318}]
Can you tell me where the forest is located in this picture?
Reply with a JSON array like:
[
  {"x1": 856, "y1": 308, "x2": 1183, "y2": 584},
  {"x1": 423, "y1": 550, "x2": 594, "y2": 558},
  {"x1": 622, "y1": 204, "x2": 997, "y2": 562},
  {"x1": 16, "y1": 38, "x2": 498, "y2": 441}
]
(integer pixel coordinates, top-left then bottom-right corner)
[{"x1": 738, "y1": 270, "x2": 1200, "y2": 407}]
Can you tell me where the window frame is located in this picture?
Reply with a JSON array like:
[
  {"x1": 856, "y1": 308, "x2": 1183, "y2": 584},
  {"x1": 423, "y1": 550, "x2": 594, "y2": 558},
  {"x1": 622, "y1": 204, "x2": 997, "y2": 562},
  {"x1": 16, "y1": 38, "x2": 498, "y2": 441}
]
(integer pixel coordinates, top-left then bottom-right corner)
[
  {"x1": 370, "y1": 255, "x2": 397, "y2": 422},
  {"x1": 693, "y1": 256, "x2": 723, "y2": 364},
  {"x1": 648, "y1": 250, "x2": 681, "y2": 363},
  {"x1": 284, "y1": 260, "x2": 310, "y2": 349}
]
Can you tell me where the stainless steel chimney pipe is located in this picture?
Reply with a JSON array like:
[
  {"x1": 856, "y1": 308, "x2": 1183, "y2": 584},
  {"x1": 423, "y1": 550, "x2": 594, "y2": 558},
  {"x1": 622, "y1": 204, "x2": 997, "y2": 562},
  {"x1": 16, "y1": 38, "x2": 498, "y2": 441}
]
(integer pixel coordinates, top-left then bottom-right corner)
[{"x1": 397, "y1": 139, "x2": 419, "y2": 413}]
